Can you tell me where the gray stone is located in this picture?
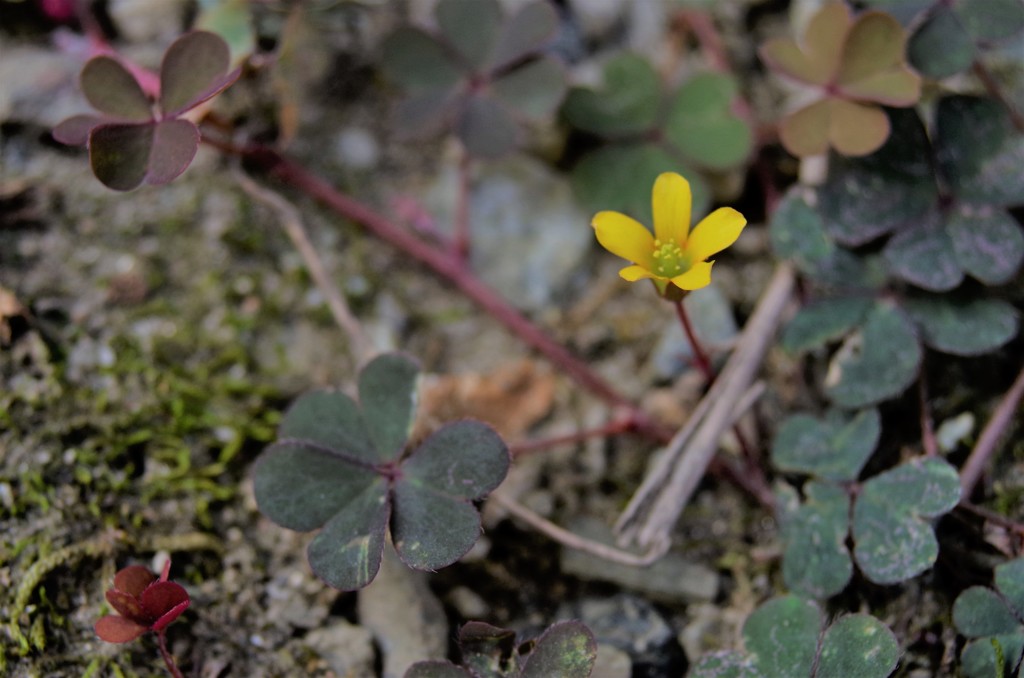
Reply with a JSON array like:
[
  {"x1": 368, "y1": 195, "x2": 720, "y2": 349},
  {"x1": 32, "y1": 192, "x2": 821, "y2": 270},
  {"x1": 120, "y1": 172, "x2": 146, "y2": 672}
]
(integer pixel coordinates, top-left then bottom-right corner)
[
  {"x1": 304, "y1": 620, "x2": 376, "y2": 678},
  {"x1": 358, "y1": 548, "x2": 448, "y2": 678},
  {"x1": 561, "y1": 517, "x2": 719, "y2": 604},
  {"x1": 592, "y1": 643, "x2": 632, "y2": 678}
]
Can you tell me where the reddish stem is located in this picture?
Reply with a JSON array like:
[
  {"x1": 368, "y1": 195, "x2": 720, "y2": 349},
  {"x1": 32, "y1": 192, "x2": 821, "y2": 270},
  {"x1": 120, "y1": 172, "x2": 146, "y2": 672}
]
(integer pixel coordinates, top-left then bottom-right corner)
[
  {"x1": 454, "y1": 149, "x2": 472, "y2": 261},
  {"x1": 511, "y1": 418, "x2": 637, "y2": 457},
  {"x1": 673, "y1": 299, "x2": 714, "y2": 381},
  {"x1": 919, "y1": 373, "x2": 939, "y2": 457},
  {"x1": 156, "y1": 631, "x2": 184, "y2": 678},
  {"x1": 241, "y1": 146, "x2": 665, "y2": 439}
]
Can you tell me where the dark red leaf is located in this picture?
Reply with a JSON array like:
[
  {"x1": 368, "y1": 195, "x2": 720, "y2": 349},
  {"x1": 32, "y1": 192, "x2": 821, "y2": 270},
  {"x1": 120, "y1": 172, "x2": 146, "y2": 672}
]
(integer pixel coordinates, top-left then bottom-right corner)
[
  {"x1": 52, "y1": 115, "x2": 104, "y2": 146},
  {"x1": 105, "y1": 589, "x2": 147, "y2": 622},
  {"x1": 145, "y1": 119, "x2": 200, "y2": 185},
  {"x1": 113, "y1": 565, "x2": 157, "y2": 596},
  {"x1": 140, "y1": 581, "x2": 190, "y2": 620},
  {"x1": 95, "y1": 615, "x2": 149, "y2": 643},
  {"x1": 151, "y1": 598, "x2": 190, "y2": 632}
]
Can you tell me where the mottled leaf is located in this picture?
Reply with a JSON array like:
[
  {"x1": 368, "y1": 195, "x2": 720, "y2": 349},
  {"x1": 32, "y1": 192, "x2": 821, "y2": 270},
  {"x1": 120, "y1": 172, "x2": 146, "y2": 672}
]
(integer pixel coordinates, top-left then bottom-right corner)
[
  {"x1": 908, "y1": 5, "x2": 974, "y2": 78},
  {"x1": 904, "y1": 295, "x2": 1019, "y2": 356},
  {"x1": 825, "y1": 301, "x2": 922, "y2": 408},
  {"x1": 773, "y1": 408, "x2": 881, "y2": 481},
  {"x1": 405, "y1": 661, "x2": 472, "y2": 678},
  {"x1": 937, "y1": 95, "x2": 1024, "y2": 206},
  {"x1": 960, "y1": 634, "x2": 1024, "y2": 678},
  {"x1": 743, "y1": 595, "x2": 820, "y2": 678},
  {"x1": 852, "y1": 457, "x2": 961, "y2": 584},
  {"x1": 520, "y1": 620, "x2": 598, "y2": 678},
  {"x1": 781, "y1": 481, "x2": 853, "y2": 598},
  {"x1": 816, "y1": 614, "x2": 899, "y2": 677},
  {"x1": 390, "y1": 481, "x2": 482, "y2": 571},
  {"x1": 958, "y1": 0, "x2": 1024, "y2": 41},
  {"x1": 883, "y1": 211, "x2": 963, "y2": 291},
  {"x1": 769, "y1": 186, "x2": 836, "y2": 275},
  {"x1": 996, "y1": 557, "x2": 1024, "y2": 617},
  {"x1": 947, "y1": 203, "x2": 1024, "y2": 285},
  {"x1": 307, "y1": 479, "x2": 389, "y2": 590},
  {"x1": 401, "y1": 421, "x2": 510, "y2": 499},
  {"x1": 954, "y1": 586, "x2": 1022, "y2": 637},
  {"x1": 781, "y1": 297, "x2": 873, "y2": 353}
]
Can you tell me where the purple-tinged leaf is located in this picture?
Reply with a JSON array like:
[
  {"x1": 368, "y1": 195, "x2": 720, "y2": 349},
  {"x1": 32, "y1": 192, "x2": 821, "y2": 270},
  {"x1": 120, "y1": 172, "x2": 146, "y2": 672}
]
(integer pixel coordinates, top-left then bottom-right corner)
[
  {"x1": 436, "y1": 0, "x2": 501, "y2": 71},
  {"x1": 405, "y1": 661, "x2": 472, "y2": 678},
  {"x1": 883, "y1": 211, "x2": 963, "y2": 291},
  {"x1": 95, "y1": 615, "x2": 149, "y2": 643},
  {"x1": 52, "y1": 114, "x2": 104, "y2": 146},
  {"x1": 947, "y1": 203, "x2": 1024, "y2": 286},
  {"x1": 781, "y1": 481, "x2": 853, "y2": 598},
  {"x1": 489, "y1": 0, "x2": 558, "y2": 69},
  {"x1": 145, "y1": 119, "x2": 200, "y2": 185},
  {"x1": 458, "y1": 94, "x2": 520, "y2": 158},
  {"x1": 393, "y1": 89, "x2": 461, "y2": 140},
  {"x1": 490, "y1": 56, "x2": 565, "y2": 121},
  {"x1": 403, "y1": 421, "x2": 509, "y2": 499},
  {"x1": 113, "y1": 565, "x2": 156, "y2": 597},
  {"x1": 391, "y1": 481, "x2": 481, "y2": 571},
  {"x1": 459, "y1": 621, "x2": 517, "y2": 675},
  {"x1": 937, "y1": 95, "x2": 1024, "y2": 206},
  {"x1": 520, "y1": 620, "x2": 597, "y2": 678},
  {"x1": 773, "y1": 408, "x2": 881, "y2": 482},
  {"x1": 358, "y1": 353, "x2": 420, "y2": 462},
  {"x1": 105, "y1": 589, "x2": 146, "y2": 621},
  {"x1": 278, "y1": 391, "x2": 375, "y2": 462},
  {"x1": 88, "y1": 123, "x2": 153, "y2": 191},
  {"x1": 140, "y1": 581, "x2": 190, "y2": 624},
  {"x1": 307, "y1": 478, "x2": 390, "y2": 591},
  {"x1": 159, "y1": 30, "x2": 234, "y2": 116},
  {"x1": 81, "y1": 56, "x2": 153, "y2": 122},
  {"x1": 253, "y1": 442, "x2": 379, "y2": 531},
  {"x1": 380, "y1": 27, "x2": 464, "y2": 92},
  {"x1": 904, "y1": 296, "x2": 1018, "y2": 357}
]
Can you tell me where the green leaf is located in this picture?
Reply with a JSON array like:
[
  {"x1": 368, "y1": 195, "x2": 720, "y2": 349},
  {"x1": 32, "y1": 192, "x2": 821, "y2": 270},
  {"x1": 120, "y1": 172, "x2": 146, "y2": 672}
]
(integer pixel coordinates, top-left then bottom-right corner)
[
  {"x1": 489, "y1": 0, "x2": 558, "y2": 69},
  {"x1": 936, "y1": 95, "x2": 1024, "y2": 206},
  {"x1": 954, "y1": 587, "x2": 1022, "y2": 637},
  {"x1": 435, "y1": 0, "x2": 502, "y2": 71},
  {"x1": 665, "y1": 72, "x2": 753, "y2": 170},
  {"x1": 996, "y1": 558, "x2": 1024, "y2": 617},
  {"x1": 820, "y1": 129, "x2": 936, "y2": 247},
  {"x1": 307, "y1": 478, "x2": 390, "y2": 590},
  {"x1": 195, "y1": 0, "x2": 256, "y2": 65},
  {"x1": 907, "y1": 5, "x2": 974, "y2": 78},
  {"x1": 781, "y1": 297, "x2": 873, "y2": 353},
  {"x1": 825, "y1": 301, "x2": 922, "y2": 408},
  {"x1": 490, "y1": 56, "x2": 566, "y2": 121},
  {"x1": 852, "y1": 457, "x2": 961, "y2": 584},
  {"x1": 391, "y1": 482, "x2": 482, "y2": 571},
  {"x1": 572, "y1": 143, "x2": 708, "y2": 226},
  {"x1": 380, "y1": 27, "x2": 464, "y2": 92},
  {"x1": 781, "y1": 481, "x2": 853, "y2": 598},
  {"x1": 393, "y1": 89, "x2": 461, "y2": 140},
  {"x1": 773, "y1": 408, "x2": 881, "y2": 481},
  {"x1": 903, "y1": 295, "x2": 1019, "y2": 356},
  {"x1": 947, "y1": 203, "x2": 1024, "y2": 285},
  {"x1": 358, "y1": 353, "x2": 420, "y2": 461},
  {"x1": 458, "y1": 94, "x2": 521, "y2": 158},
  {"x1": 401, "y1": 421, "x2": 509, "y2": 499},
  {"x1": 743, "y1": 595, "x2": 820, "y2": 678},
  {"x1": 80, "y1": 56, "x2": 152, "y2": 121},
  {"x1": 253, "y1": 442, "x2": 379, "y2": 531},
  {"x1": 957, "y1": 0, "x2": 1024, "y2": 41},
  {"x1": 769, "y1": 186, "x2": 836, "y2": 275},
  {"x1": 520, "y1": 621, "x2": 598, "y2": 678},
  {"x1": 816, "y1": 614, "x2": 899, "y2": 677},
  {"x1": 961, "y1": 634, "x2": 1024, "y2": 678},
  {"x1": 561, "y1": 53, "x2": 661, "y2": 137},
  {"x1": 278, "y1": 390, "x2": 374, "y2": 461},
  {"x1": 883, "y1": 210, "x2": 963, "y2": 291},
  {"x1": 88, "y1": 123, "x2": 154, "y2": 192},
  {"x1": 159, "y1": 30, "x2": 236, "y2": 116}
]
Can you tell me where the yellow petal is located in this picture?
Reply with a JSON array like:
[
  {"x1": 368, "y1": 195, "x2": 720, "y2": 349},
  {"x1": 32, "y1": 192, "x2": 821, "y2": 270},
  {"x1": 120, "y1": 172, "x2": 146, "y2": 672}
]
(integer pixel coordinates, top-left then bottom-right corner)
[
  {"x1": 592, "y1": 211, "x2": 655, "y2": 267},
  {"x1": 619, "y1": 264, "x2": 658, "y2": 282},
  {"x1": 652, "y1": 172, "x2": 691, "y2": 244},
  {"x1": 671, "y1": 261, "x2": 713, "y2": 291},
  {"x1": 686, "y1": 207, "x2": 747, "y2": 263}
]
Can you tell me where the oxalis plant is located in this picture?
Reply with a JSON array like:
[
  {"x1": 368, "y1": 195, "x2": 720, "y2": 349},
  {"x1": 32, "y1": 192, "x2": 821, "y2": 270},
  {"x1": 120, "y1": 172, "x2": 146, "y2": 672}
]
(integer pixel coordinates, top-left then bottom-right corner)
[{"x1": 253, "y1": 353, "x2": 510, "y2": 591}]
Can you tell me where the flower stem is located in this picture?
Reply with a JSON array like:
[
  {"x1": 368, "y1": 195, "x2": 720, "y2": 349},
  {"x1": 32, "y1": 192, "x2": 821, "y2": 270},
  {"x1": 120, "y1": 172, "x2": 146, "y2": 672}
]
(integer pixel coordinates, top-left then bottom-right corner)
[
  {"x1": 454, "y1": 149, "x2": 472, "y2": 261},
  {"x1": 511, "y1": 418, "x2": 637, "y2": 457},
  {"x1": 673, "y1": 299, "x2": 714, "y2": 381},
  {"x1": 156, "y1": 631, "x2": 184, "y2": 678}
]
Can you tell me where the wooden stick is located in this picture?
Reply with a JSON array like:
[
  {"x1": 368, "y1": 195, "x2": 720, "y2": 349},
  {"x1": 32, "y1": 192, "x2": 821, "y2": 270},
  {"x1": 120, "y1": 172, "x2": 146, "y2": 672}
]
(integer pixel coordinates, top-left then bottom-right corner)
[
  {"x1": 615, "y1": 264, "x2": 795, "y2": 549},
  {"x1": 960, "y1": 362, "x2": 1024, "y2": 498}
]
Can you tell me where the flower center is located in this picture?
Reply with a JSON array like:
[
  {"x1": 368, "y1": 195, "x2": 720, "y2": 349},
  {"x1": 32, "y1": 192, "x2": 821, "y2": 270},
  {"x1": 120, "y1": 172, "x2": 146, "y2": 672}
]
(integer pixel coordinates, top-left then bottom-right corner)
[{"x1": 651, "y1": 239, "x2": 690, "y2": 277}]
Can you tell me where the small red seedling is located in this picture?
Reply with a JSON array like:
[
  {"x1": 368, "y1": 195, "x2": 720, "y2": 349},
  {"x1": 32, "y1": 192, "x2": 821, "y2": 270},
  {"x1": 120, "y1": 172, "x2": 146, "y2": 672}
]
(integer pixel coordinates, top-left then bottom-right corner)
[{"x1": 95, "y1": 559, "x2": 190, "y2": 678}]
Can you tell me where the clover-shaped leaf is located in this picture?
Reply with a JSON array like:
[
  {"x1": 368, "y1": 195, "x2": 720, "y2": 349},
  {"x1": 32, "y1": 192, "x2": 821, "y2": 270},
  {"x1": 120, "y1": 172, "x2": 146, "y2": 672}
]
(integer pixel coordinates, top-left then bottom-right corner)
[
  {"x1": 688, "y1": 595, "x2": 899, "y2": 678},
  {"x1": 908, "y1": 0, "x2": 1024, "y2": 79},
  {"x1": 779, "y1": 481, "x2": 854, "y2": 599},
  {"x1": 53, "y1": 31, "x2": 240, "y2": 191},
  {"x1": 852, "y1": 457, "x2": 960, "y2": 585},
  {"x1": 904, "y1": 295, "x2": 1019, "y2": 357},
  {"x1": 254, "y1": 353, "x2": 510, "y2": 591},
  {"x1": 773, "y1": 408, "x2": 881, "y2": 482},
  {"x1": 769, "y1": 186, "x2": 836, "y2": 276},
  {"x1": 781, "y1": 297, "x2": 873, "y2": 354},
  {"x1": 824, "y1": 301, "x2": 922, "y2": 408},
  {"x1": 760, "y1": 1, "x2": 921, "y2": 156},
  {"x1": 563, "y1": 53, "x2": 749, "y2": 221},
  {"x1": 405, "y1": 620, "x2": 597, "y2": 678},
  {"x1": 954, "y1": 557, "x2": 1024, "y2": 678},
  {"x1": 380, "y1": 0, "x2": 565, "y2": 159}
]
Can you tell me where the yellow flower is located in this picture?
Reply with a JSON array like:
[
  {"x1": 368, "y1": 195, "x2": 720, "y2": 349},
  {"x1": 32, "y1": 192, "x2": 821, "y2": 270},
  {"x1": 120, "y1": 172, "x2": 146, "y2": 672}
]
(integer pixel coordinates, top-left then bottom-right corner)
[{"x1": 592, "y1": 172, "x2": 747, "y2": 296}]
